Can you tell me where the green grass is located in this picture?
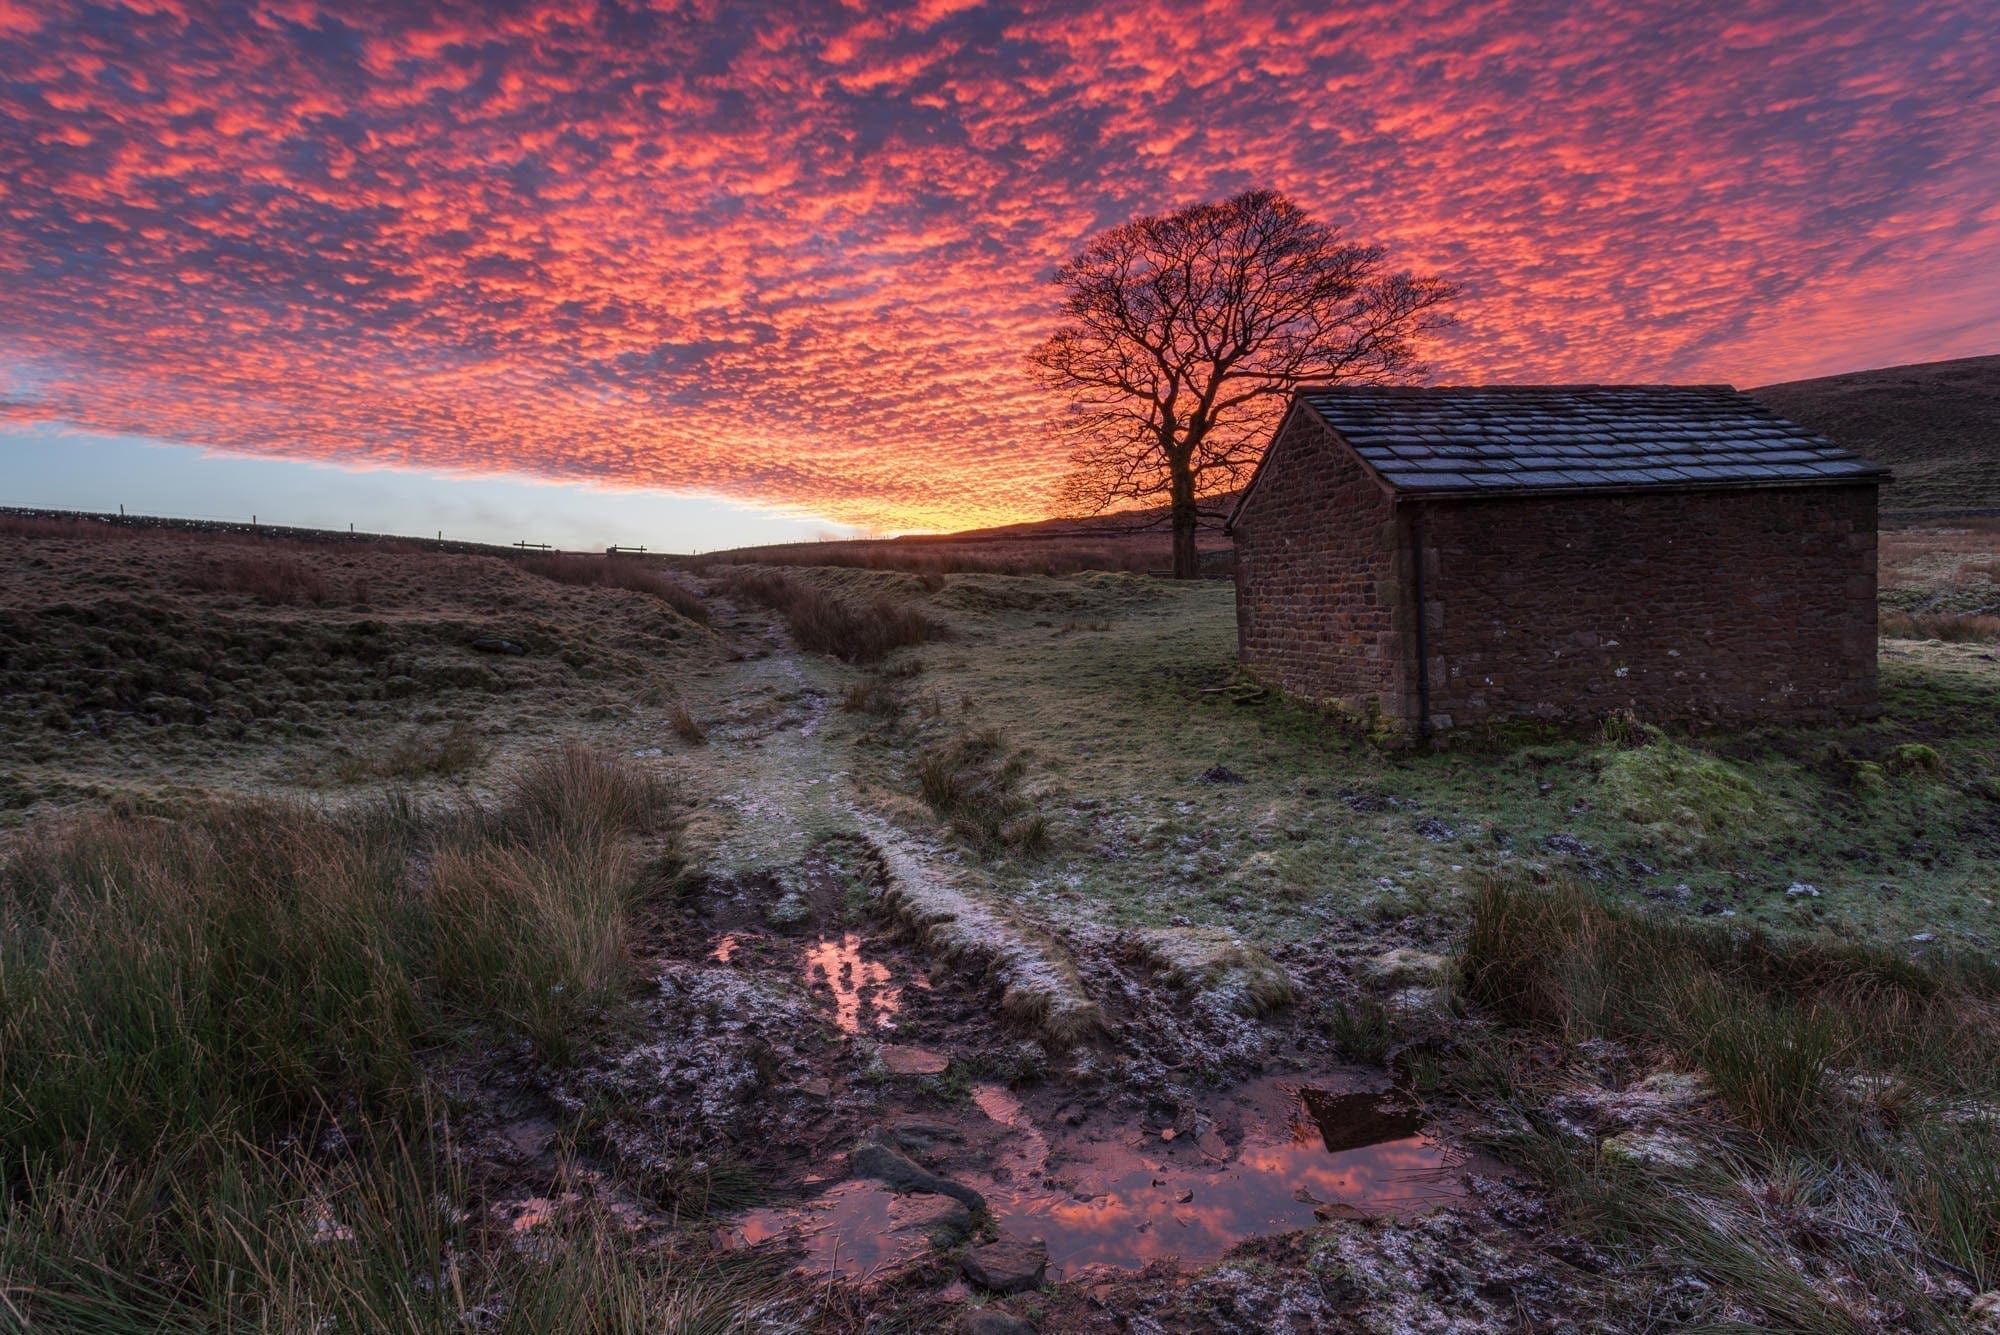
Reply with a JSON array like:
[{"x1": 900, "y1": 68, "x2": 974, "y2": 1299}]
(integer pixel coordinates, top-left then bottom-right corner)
[{"x1": 850, "y1": 578, "x2": 2000, "y2": 948}]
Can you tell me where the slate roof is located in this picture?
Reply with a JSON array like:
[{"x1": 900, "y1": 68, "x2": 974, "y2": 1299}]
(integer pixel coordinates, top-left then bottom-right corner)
[{"x1": 1298, "y1": 385, "x2": 1887, "y2": 495}]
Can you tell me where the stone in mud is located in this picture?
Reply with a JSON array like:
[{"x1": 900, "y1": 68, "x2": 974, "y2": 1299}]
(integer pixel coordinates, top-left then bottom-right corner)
[
  {"x1": 849, "y1": 1142, "x2": 987, "y2": 1213},
  {"x1": 1600, "y1": 1128, "x2": 1699, "y2": 1169},
  {"x1": 1634, "y1": 1070, "x2": 1710, "y2": 1104},
  {"x1": 961, "y1": 1234, "x2": 1048, "y2": 1294},
  {"x1": 879, "y1": 1045, "x2": 951, "y2": 1075},
  {"x1": 958, "y1": 1311, "x2": 1037, "y2": 1334},
  {"x1": 894, "y1": 1194, "x2": 974, "y2": 1246},
  {"x1": 1314, "y1": 1201, "x2": 1377, "y2": 1223},
  {"x1": 1358, "y1": 947, "x2": 1448, "y2": 988},
  {"x1": 499, "y1": 1119, "x2": 556, "y2": 1160},
  {"x1": 892, "y1": 1121, "x2": 963, "y2": 1152}
]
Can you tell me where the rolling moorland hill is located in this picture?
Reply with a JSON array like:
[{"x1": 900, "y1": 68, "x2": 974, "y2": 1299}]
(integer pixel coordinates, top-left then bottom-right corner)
[
  {"x1": 2, "y1": 510, "x2": 1998, "y2": 1328},
  {"x1": 1751, "y1": 353, "x2": 2000, "y2": 513}
]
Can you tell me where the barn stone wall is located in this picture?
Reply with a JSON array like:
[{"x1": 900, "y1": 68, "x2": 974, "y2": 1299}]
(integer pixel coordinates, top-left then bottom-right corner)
[
  {"x1": 1230, "y1": 408, "x2": 1413, "y2": 724},
  {"x1": 1415, "y1": 483, "x2": 1879, "y2": 729}
]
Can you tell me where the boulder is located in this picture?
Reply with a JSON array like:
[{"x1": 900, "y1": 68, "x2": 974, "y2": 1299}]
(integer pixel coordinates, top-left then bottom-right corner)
[
  {"x1": 1358, "y1": 948, "x2": 1448, "y2": 988},
  {"x1": 961, "y1": 1233, "x2": 1048, "y2": 1294}
]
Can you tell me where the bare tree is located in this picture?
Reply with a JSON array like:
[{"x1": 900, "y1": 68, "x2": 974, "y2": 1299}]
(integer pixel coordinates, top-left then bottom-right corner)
[{"x1": 1032, "y1": 190, "x2": 1458, "y2": 578}]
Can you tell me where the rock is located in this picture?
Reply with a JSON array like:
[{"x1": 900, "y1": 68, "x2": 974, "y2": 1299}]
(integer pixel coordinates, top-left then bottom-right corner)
[
  {"x1": 499, "y1": 1119, "x2": 556, "y2": 1160},
  {"x1": 893, "y1": 1194, "x2": 974, "y2": 1246},
  {"x1": 849, "y1": 1142, "x2": 987, "y2": 1212},
  {"x1": 1600, "y1": 1129, "x2": 1699, "y2": 1169},
  {"x1": 792, "y1": 1078, "x2": 832, "y2": 1098},
  {"x1": 892, "y1": 1121, "x2": 963, "y2": 1152},
  {"x1": 1359, "y1": 948, "x2": 1448, "y2": 988},
  {"x1": 961, "y1": 1234, "x2": 1048, "y2": 1294},
  {"x1": 958, "y1": 1311, "x2": 1037, "y2": 1334},
  {"x1": 1196, "y1": 765, "x2": 1245, "y2": 785},
  {"x1": 471, "y1": 636, "x2": 527, "y2": 655},
  {"x1": 1634, "y1": 1070, "x2": 1710, "y2": 1105},
  {"x1": 1313, "y1": 1201, "x2": 1376, "y2": 1223},
  {"x1": 1387, "y1": 985, "x2": 1446, "y2": 1017},
  {"x1": 880, "y1": 1045, "x2": 951, "y2": 1076}
]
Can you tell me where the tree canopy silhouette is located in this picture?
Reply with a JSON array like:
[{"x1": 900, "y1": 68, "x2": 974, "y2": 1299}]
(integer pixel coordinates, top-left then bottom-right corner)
[{"x1": 1032, "y1": 190, "x2": 1458, "y2": 578}]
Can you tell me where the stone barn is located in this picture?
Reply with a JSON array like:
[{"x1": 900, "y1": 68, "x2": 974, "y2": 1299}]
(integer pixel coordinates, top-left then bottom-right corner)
[{"x1": 1224, "y1": 385, "x2": 1887, "y2": 736}]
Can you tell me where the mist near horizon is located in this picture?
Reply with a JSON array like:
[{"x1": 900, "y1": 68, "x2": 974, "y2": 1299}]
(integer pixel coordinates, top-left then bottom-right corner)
[{"x1": 0, "y1": 425, "x2": 860, "y2": 553}]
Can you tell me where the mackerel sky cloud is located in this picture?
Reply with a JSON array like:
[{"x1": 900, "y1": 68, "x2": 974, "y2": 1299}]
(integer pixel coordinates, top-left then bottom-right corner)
[{"x1": 3, "y1": 0, "x2": 1997, "y2": 531}]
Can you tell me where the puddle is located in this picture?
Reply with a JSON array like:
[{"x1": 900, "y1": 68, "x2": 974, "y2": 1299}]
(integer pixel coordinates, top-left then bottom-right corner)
[
  {"x1": 979, "y1": 1076, "x2": 1468, "y2": 1275},
  {"x1": 731, "y1": 1180, "x2": 967, "y2": 1279},
  {"x1": 803, "y1": 933, "x2": 901, "y2": 1034},
  {"x1": 731, "y1": 1072, "x2": 1483, "y2": 1281}
]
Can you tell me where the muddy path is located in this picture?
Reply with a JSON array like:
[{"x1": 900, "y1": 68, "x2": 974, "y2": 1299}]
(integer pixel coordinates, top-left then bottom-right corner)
[{"x1": 449, "y1": 597, "x2": 1614, "y2": 1332}]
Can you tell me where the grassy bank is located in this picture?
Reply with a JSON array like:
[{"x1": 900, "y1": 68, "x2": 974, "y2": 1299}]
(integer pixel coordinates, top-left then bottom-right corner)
[{"x1": 0, "y1": 745, "x2": 779, "y2": 1331}]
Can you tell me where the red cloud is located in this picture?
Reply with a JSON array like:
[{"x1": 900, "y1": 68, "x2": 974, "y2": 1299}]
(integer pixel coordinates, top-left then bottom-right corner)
[{"x1": 0, "y1": 0, "x2": 1995, "y2": 531}]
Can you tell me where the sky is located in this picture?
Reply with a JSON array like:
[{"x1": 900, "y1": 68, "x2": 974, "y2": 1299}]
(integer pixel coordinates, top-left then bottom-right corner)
[{"x1": 2, "y1": 0, "x2": 1996, "y2": 546}]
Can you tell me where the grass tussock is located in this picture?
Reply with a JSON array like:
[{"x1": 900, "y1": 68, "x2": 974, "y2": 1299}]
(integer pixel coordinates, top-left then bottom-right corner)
[
  {"x1": 1459, "y1": 873, "x2": 2000, "y2": 1315},
  {"x1": 668, "y1": 698, "x2": 707, "y2": 744},
  {"x1": 331, "y1": 722, "x2": 485, "y2": 783},
  {"x1": 917, "y1": 724, "x2": 1047, "y2": 853},
  {"x1": 842, "y1": 674, "x2": 905, "y2": 719},
  {"x1": 716, "y1": 566, "x2": 950, "y2": 663},
  {"x1": 0, "y1": 745, "x2": 730, "y2": 1328},
  {"x1": 1880, "y1": 610, "x2": 2000, "y2": 643},
  {"x1": 521, "y1": 553, "x2": 710, "y2": 624}
]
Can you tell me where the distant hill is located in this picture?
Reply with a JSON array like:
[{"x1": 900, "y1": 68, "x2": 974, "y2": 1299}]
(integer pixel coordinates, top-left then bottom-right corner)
[
  {"x1": 1751, "y1": 354, "x2": 2000, "y2": 512},
  {"x1": 690, "y1": 492, "x2": 1241, "y2": 576}
]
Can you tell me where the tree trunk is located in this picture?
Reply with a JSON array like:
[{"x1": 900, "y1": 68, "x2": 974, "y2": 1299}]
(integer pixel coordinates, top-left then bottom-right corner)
[{"x1": 1169, "y1": 464, "x2": 1199, "y2": 579}]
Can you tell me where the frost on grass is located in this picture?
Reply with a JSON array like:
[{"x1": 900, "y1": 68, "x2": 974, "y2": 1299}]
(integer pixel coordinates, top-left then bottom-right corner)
[
  {"x1": 856, "y1": 812, "x2": 1101, "y2": 1047},
  {"x1": 1129, "y1": 925, "x2": 1296, "y2": 1018}
]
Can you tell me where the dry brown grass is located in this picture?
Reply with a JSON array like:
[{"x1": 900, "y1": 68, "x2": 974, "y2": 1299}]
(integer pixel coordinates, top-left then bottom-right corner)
[
  {"x1": 667, "y1": 699, "x2": 706, "y2": 744},
  {"x1": 0, "y1": 512, "x2": 144, "y2": 541},
  {"x1": 521, "y1": 553, "x2": 710, "y2": 623},
  {"x1": 694, "y1": 534, "x2": 1222, "y2": 577},
  {"x1": 715, "y1": 567, "x2": 950, "y2": 663},
  {"x1": 1880, "y1": 610, "x2": 2000, "y2": 642},
  {"x1": 185, "y1": 553, "x2": 334, "y2": 605}
]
